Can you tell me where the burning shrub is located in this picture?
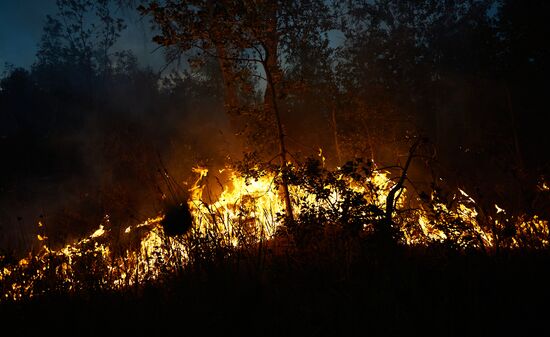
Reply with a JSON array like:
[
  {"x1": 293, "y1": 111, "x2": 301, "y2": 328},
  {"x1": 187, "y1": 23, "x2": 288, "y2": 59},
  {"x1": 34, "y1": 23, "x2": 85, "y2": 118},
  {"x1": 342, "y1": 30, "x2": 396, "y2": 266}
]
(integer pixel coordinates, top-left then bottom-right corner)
[
  {"x1": 1, "y1": 154, "x2": 549, "y2": 302},
  {"x1": 284, "y1": 158, "x2": 385, "y2": 245}
]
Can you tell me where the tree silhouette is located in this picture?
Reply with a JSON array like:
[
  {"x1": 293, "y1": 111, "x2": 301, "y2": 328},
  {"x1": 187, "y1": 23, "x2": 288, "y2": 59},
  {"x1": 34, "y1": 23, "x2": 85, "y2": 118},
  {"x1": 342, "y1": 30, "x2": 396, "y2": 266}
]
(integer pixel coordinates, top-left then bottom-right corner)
[{"x1": 140, "y1": 0, "x2": 335, "y2": 220}]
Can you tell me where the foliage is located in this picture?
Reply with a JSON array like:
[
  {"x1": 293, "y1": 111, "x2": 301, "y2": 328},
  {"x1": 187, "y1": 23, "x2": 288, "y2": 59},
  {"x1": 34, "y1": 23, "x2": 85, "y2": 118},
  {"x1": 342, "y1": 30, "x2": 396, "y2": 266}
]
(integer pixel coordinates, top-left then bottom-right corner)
[
  {"x1": 1, "y1": 3, "x2": 550, "y2": 331},
  {"x1": 36, "y1": 0, "x2": 126, "y2": 74},
  {"x1": 284, "y1": 158, "x2": 384, "y2": 244}
]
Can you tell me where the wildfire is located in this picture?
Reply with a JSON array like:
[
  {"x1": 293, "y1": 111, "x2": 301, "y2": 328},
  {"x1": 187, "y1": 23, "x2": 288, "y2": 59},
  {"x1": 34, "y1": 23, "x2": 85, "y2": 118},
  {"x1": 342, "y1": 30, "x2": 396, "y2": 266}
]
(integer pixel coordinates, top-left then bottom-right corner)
[
  {"x1": 0, "y1": 161, "x2": 548, "y2": 301},
  {"x1": 190, "y1": 167, "x2": 283, "y2": 247}
]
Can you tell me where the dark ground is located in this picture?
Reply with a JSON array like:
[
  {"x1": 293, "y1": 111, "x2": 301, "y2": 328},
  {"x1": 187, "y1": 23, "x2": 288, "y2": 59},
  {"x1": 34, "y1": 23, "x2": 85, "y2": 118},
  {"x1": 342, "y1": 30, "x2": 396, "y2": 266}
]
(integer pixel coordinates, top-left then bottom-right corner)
[{"x1": 2, "y1": 245, "x2": 549, "y2": 337}]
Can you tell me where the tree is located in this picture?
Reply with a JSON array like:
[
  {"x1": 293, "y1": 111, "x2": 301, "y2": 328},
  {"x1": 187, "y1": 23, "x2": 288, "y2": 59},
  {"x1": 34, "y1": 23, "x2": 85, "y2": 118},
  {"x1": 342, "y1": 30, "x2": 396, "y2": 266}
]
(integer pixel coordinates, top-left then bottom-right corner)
[
  {"x1": 140, "y1": 0, "x2": 335, "y2": 220},
  {"x1": 35, "y1": 0, "x2": 126, "y2": 75},
  {"x1": 283, "y1": 29, "x2": 344, "y2": 164},
  {"x1": 30, "y1": 0, "x2": 129, "y2": 131}
]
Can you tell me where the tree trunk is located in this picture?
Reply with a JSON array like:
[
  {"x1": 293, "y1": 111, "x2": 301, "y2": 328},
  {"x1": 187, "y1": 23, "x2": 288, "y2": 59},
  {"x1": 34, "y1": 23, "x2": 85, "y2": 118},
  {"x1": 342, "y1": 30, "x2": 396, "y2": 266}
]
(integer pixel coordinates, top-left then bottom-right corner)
[
  {"x1": 330, "y1": 100, "x2": 342, "y2": 164},
  {"x1": 262, "y1": 31, "x2": 294, "y2": 221},
  {"x1": 382, "y1": 138, "x2": 422, "y2": 241}
]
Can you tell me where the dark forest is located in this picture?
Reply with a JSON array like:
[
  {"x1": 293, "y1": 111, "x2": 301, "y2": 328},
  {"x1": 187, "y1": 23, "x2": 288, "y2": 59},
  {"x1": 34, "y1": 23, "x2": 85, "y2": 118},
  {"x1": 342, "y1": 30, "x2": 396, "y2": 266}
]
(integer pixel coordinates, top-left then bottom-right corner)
[{"x1": 1, "y1": 1, "x2": 549, "y2": 336}]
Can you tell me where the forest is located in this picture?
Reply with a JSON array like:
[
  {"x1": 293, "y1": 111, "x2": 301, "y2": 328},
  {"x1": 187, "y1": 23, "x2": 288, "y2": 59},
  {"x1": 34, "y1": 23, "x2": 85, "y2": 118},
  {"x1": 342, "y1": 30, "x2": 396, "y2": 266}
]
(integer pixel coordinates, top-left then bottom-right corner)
[{"x1": 0, "y1": 0, "x2": 549, "y2": 335}]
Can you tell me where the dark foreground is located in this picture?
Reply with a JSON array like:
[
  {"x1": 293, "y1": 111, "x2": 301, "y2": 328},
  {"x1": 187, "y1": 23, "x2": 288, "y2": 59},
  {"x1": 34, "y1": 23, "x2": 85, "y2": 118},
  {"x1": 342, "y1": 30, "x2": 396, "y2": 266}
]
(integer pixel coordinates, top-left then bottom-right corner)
[{"x1": 2, "y1": 245, "x2": 549, "y2": 337}]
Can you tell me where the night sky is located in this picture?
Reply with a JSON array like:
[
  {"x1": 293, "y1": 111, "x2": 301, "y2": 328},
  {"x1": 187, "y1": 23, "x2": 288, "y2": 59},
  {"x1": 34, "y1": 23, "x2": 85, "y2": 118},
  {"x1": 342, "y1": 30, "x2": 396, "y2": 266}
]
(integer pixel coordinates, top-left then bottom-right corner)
[{"x1": 0, "y1": 0, "x2": 163, "y2": 73}]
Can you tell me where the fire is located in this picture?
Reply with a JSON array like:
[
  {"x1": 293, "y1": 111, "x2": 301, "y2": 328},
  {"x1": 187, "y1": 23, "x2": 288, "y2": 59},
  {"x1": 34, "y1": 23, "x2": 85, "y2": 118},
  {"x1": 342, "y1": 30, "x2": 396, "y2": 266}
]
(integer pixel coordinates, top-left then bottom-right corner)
[
  {"x1": 190, "y1": 167, "x2": 283, "y2": 246},
  {"x1": 90, "y1": 225, "x2": 106, "y2": 238},
  {"x1": 0, "y1": 160, "x2": 548, "y2": 301}
]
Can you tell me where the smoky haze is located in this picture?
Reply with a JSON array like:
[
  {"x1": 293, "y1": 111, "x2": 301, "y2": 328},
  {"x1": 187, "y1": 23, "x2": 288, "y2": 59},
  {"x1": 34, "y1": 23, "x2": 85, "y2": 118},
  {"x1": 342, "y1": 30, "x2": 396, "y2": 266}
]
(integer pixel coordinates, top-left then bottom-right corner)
[
  {"x1": 1, "y1": 0, "x2": 549, "y2": 256},
  {"x1": 0, "y1": 1, "x2": 232, "y2": 254},
  {"x1": 0, "y1": 0, "x2": 229, "y2": 254},
  {"x1": 0, "y1": 1, "x2": 164, "y2": 73}
]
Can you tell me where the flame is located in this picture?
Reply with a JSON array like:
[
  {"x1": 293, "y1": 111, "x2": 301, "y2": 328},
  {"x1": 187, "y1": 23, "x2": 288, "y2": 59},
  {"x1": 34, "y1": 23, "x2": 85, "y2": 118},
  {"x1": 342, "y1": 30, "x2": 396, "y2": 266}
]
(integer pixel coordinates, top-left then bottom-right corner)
[
  {"x1": 1, "y1": 161, "x2": 548, "y2": 301},
  {"x1": 90, "y1": 225, "x2": 105, "y2": 238},
  {"x1": 538, "y1": 179, "x2": 549, "y2": 192},
  {"x1": 189, "y1": 167, "x2": 282, "y2": 246},
  {"x1": 318, "y1": 148, "x2": 326, "y2": 167}
]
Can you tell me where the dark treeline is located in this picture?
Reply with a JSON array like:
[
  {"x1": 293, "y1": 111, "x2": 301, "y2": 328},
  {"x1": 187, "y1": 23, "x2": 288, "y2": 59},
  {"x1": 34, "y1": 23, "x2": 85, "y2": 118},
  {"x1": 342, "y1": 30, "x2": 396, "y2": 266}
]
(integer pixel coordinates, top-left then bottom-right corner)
[
  {"x1": 0, "y1": 0, "x2": 233, "y2": 252},
  {"x1": 1, "y1": 2, "x2": 550, "y2": 335},
  {"x1": 333, "y1": 0, "x2": 550, "y2": 220},
  {"x1": 1, "y1": 0, "x2": 549, "y2": 253}
]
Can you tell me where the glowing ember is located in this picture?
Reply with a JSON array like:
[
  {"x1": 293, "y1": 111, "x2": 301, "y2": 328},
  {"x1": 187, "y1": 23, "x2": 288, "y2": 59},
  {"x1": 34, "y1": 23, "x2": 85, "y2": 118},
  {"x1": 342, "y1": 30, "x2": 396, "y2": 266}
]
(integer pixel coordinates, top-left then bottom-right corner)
[{"x1": 90, "y1": 225, "x2": 106, "y2": 238}]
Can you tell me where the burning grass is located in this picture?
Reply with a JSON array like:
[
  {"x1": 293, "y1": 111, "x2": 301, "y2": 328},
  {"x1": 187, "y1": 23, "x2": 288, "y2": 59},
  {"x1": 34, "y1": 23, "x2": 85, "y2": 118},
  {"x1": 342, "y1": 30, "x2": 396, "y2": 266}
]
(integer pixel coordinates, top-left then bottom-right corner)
[{"x1": 0, "y1": 156, "x2": 548, "y2": 302}]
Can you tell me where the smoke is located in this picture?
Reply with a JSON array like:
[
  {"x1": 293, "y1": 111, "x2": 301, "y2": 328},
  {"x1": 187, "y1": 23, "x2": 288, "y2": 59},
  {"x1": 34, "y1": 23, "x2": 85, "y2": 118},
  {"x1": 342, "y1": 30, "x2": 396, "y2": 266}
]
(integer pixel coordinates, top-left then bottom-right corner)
[
  {"x1": 0, "y1": 62, "x2": 241, "y2": 257},
  {"x1": 2, "y1": 0, "x2": 549, "y2": 257}
]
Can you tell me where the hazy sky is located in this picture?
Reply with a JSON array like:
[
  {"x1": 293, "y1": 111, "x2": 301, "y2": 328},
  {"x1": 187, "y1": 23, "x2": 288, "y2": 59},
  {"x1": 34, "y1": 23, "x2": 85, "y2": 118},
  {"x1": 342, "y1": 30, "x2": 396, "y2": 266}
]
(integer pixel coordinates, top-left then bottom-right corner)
[
  {"x1": 0, "y1": 1, "x2": 57, "y2": 71},
  {"x1": 0, "y1": 1, "x2": 346, "y2": 75},
  {"x1": 0, "y1": 0, "x2": 164, "y2": 73}
]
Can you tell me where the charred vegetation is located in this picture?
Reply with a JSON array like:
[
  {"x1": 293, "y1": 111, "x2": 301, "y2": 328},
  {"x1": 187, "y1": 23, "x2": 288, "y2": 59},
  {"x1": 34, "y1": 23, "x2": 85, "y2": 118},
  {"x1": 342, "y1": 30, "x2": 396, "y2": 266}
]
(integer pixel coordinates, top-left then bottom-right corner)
[{"x1": 1, "y1": 0, "x2": 550, "y2": 335}]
